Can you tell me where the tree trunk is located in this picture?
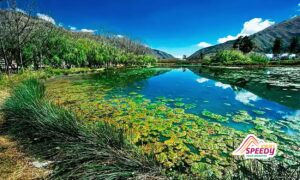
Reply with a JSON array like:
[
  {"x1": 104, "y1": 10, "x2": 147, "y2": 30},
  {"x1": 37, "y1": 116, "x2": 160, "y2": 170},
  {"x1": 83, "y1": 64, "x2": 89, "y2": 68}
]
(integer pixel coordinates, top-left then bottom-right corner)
[{"x1": 0, "y1": 41, "x2": 9, "y2": 74}]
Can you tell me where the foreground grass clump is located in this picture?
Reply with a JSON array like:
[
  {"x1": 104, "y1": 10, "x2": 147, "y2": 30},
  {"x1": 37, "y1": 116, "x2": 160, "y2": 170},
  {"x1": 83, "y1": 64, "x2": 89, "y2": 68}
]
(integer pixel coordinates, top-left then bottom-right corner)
[{"x1": 2, "y1": 79, "x2": 161, "y2": 179}]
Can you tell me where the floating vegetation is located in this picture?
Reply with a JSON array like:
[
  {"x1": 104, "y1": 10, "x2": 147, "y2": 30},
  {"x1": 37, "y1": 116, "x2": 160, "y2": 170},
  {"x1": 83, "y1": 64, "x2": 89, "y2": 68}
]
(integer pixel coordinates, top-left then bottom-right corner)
[
  {"x1": 129, "y1": 91, "x2": 138, "y2": 95},
  {"x1": 252, "y1": 110, "x2": 266, "y2": 115},
  {"x1": 45, "y1": 68, "x2": 300, "y2": 178},
  {"x1": 232, "y1": 110, "x2": 252, "y2": 123},
  {"x1": 174, "y1": 102, "x2": 185, "y2": 107},
  {"x1": 201, "y1": 110, "x2": 229, "y2": 122},
  {"x1": 185, "y1": 103, "x2": 197, "y2": 109}
]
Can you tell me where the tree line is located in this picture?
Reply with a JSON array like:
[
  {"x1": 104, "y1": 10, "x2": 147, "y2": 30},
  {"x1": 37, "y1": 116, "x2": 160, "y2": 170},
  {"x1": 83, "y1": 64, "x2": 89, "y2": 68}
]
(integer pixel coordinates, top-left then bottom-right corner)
[
  {"x1": 201, "y1": 36, "x2": 299, "y2": 65},
  {"x1": 233, "y1": 35, "x2": 300, "y2": 56},
  {"x1": 0, "y1": 1, "x2": 157, "y2": 73}
]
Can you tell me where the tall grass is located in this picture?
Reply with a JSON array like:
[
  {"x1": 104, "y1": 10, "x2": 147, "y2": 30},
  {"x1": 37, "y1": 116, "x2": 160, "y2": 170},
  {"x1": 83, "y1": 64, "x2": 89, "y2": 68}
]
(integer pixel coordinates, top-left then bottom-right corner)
[{"x1": 2, "y1": 79, "x2": 162, "y2": 179}]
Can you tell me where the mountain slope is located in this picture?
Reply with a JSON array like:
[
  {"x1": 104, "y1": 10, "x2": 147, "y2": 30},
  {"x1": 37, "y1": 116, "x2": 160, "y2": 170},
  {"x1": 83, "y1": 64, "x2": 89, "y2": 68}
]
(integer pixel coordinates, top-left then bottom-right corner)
[
  {"x1": 0, "y1": 10, "x2": 173, "y2": 60},
  {"x1": 189, "y1": 16, "x2": 300, "y2": 59},
  {"x1": 151, "y1": 49, "x2": 174, "y2": 59}
]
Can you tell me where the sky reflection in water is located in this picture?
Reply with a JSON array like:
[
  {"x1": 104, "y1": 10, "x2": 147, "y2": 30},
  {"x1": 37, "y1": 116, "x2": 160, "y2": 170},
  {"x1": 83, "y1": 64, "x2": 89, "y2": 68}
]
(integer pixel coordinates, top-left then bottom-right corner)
[{"x1": 119, "y1": 68, "x2": 299, "y2": 133}]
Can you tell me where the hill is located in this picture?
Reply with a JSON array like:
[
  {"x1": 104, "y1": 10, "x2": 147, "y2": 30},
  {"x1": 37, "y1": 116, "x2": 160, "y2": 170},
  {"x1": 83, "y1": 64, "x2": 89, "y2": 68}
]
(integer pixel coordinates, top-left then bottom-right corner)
[
  {"x1": 189, "y1": 16, "x2": 300, "y2": 59},
  {"x1": 0, "y1": 10, "x2": 173, "y2": 60},
  {"x1": 151, "y1": 49, "x2": 174, "y2": 59}
]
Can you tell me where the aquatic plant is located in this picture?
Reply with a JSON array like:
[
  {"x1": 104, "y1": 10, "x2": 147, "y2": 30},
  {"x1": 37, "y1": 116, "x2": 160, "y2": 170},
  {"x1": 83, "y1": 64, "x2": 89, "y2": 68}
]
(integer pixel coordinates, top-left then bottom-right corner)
[
  {"x1": 252, "y1": 109, "x2": 266, "y2": 115},
  {"x1": 44, "y1": 69, "x2": 300, "y2": 179},
  {"x1": 201, "y1": 110, "x2": 229, "y2": 122},
  {"x1": 232, "y1": 110, "x2": 252, "y2": 123}
]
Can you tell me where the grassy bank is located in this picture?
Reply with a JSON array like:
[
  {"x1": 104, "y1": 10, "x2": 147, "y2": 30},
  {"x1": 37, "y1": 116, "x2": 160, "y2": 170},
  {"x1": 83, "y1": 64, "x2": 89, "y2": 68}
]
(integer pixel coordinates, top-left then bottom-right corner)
[
  {"x1": 185, "y1": 50, "x2": 300, "y2": 66},
  {"x1": 0, "y1": 68, "x2": 104, "y2": 90},
  {"x1": 1, "y1": 79, "x2": 162, "y2": 179}
]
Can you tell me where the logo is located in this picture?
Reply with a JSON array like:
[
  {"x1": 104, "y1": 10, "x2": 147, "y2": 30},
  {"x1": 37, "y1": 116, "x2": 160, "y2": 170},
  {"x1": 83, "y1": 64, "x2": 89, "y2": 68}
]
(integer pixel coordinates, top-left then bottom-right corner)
[{"x1": 232, "y1": 134, "x2": 277, "y2": 159}]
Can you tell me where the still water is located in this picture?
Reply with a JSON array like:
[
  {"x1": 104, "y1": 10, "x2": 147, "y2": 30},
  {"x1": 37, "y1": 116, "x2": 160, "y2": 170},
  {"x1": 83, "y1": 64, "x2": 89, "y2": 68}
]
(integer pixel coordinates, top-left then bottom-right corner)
[
  {"x1": 108, "y1": 67, "x2": 299, "y2": 134},
  {"x1": 46, "y1": 66, "x2": 300, "y2": 174}
]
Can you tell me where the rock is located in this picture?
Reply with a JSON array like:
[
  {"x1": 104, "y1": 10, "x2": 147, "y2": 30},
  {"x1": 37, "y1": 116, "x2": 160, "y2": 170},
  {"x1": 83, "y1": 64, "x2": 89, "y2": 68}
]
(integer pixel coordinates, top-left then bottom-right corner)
[{"x1": 32, "y1": 161, "x2": 53, "y2": 168}]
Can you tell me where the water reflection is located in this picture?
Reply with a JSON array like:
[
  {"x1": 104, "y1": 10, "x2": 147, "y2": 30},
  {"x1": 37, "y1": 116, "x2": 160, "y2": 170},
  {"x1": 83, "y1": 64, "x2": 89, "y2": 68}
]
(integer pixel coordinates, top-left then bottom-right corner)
[
  {"x1": 234, "y1": 90, "x2": 260, "y2": 104},
  {"x1": 196, "y1": 78, "x2": 209, "y2": 83},
  {"x1": 215, "y1": 82, "x2": 231, "y2": 89},
  {"x1": 189, "y1": 67, "x2": 300, "y2": 109},
  {"x1": 113, "y1": 67, "x2": 299, "y2": 133}
]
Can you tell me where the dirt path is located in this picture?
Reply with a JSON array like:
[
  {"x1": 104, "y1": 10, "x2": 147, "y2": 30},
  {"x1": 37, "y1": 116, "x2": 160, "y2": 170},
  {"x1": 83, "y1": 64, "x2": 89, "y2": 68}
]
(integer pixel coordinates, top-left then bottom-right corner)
[{"x1": 0, "y1": 89, "x2": 50, "y2": 180}]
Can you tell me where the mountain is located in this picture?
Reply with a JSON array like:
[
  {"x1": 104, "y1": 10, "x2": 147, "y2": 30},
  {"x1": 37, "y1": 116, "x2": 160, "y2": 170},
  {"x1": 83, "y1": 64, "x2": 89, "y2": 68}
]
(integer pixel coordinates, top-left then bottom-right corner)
[
  {"x1": 151, "y1": 49, "x2": 174, "y2": 59},
  {"x1": 189, "y1": 16, "x2": 300, "y2": 60},
  {"x1": 100, "y1": 36, "x2": 174, "y2": 59}
]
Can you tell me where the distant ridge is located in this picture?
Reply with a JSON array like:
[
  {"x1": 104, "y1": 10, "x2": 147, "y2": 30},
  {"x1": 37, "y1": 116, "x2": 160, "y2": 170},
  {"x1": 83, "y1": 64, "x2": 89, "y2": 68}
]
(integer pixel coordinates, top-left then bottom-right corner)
[
  {"x1": 189, "y1": 16, "x2": 300, "y2": 59},
  {"x1": 151, "y1": 49, "x2": 174, "y2": 59}
]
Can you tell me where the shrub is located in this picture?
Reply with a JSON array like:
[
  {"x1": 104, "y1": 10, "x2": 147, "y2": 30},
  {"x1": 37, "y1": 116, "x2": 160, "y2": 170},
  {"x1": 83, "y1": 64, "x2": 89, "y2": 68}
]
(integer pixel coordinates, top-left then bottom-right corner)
[
  {"x1": 213, "y1": 50, "x2": 251, "y2": 65},
  {"x1": 248, "y1": 53, "x2": 269, "y2": 64},
  {"x1": 201, "y1": 56, "x2": 212, "y2": 65}
]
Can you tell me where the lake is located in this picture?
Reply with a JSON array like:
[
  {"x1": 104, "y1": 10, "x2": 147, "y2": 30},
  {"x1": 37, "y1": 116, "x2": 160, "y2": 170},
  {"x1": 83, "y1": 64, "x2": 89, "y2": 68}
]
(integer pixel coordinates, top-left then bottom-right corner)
[{"x1": 46, "y1": 66, "x2": 300, "y2": 176}]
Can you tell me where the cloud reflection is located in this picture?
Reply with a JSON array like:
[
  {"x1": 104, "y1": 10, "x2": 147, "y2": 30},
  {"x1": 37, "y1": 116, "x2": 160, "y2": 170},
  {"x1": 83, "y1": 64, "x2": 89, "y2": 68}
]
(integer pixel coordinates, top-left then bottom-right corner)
[
  {"x1": 215, "y1": 82, "x2": 231, "y2": 89},
  {"x1": 196, "y1": 78, "x2": 209, "y2": 83},
  {"x1": 283, "y1": 110, "x2": 300, "y2": 121},
  {"x1": 235, "y1": 90, "x2": 260, "y2": 104}
]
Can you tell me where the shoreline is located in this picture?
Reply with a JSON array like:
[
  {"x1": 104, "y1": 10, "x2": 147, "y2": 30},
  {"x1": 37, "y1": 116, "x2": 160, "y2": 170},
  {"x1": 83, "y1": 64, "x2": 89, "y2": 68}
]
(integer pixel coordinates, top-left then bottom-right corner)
[{"x1": 155, "y1": 63, "x2": 300, "y2": 69}]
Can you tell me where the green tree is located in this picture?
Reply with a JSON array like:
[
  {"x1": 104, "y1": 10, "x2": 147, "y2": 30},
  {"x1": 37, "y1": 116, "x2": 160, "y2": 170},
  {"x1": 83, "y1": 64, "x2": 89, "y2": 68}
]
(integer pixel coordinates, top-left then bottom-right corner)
[
  {"x1": 233, "y1": 36, "x2": 243, "y2": 49},
  {"x1": 289, "y1": 37, "x2": 299, "y2": 54},
  {"x1": 239, "y1": 36, "x2": 253, "y2": 54},
  {"x1": 200, "y1": 53, "x2": 204, "y2": 60},
  {"x1": 272, "y1": 38, "x2": 282, "y2": 55},
  {"x1": 0, "y1": 0, "x2": 36, "y2": 71}
]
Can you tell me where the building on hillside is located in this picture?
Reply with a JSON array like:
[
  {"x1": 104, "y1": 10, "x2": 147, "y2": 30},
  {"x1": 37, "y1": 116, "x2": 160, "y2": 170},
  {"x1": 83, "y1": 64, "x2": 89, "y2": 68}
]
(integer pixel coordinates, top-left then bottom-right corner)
[{"x1": 265, "y1": 53, "x2": 297, "y2": 60}]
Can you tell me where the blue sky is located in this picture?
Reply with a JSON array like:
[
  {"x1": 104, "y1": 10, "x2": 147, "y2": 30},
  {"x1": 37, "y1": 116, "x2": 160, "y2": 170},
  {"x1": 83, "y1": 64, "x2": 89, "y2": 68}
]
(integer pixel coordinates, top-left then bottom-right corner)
[{"x1": 16, "y1": 0, "x2": 300, "y2": 57}]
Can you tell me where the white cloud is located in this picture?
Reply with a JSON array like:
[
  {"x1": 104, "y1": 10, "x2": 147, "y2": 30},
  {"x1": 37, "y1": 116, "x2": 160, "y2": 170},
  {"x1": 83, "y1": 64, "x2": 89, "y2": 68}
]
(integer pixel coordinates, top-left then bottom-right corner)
[
  {"x1": 196, "y1": 78, "x2": 209, "y2": 83},
  {"x1": 197, "y1": 42, "x2": 212, "y2": 49},
  {"x1": 291, "y1": 15, "x2": 298, "y2": 19},
  {"x1": 37, "y1": 13, "x2": 55, "y2": 24},
  {"x1": 218, "y1": 18, "x2": 275, "y2": 43},
  {"x1": 218, "y1": 35, "x2": 237, "y2": 44},
  {"x1": 16, "y1": 8, "x2": 27, "y2": 14},
  {"x1": 68, "y1": 26, "x2": 77, "y2": 31},
  {"x1": 215, "y1": 82, "x2": 231, "y2": 89},
  {"x1": 240, "y1": 18, "x2": 274, "y2": 35},
  {"x1": 80, "y1": 29, "x2": 97, "y2": 33},
  {"x1": 235, "y1": 90, "x2": 260, "y2": 104},
  {"x1": 116, "y1": 34, "x2": 124, "y2": 38}
]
